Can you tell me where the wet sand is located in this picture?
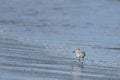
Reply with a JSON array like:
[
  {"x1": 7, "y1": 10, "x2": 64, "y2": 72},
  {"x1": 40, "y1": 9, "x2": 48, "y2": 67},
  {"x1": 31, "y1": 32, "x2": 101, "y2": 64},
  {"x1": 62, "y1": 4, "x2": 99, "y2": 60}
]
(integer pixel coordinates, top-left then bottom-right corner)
[
  {"x1": 0, "y1": 0, "x2": 120, "y2": 80},
  {"x1": 0, "y1": 38, "x2": 120, "y2": 80}
]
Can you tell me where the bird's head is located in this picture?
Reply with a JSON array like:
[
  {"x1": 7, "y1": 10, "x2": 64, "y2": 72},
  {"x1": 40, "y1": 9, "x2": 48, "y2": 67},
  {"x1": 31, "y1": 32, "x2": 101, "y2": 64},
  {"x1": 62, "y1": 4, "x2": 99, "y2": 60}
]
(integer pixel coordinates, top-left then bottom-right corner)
[{"x1": 73, "y1": 48, "x2": 80, "y2": 53}]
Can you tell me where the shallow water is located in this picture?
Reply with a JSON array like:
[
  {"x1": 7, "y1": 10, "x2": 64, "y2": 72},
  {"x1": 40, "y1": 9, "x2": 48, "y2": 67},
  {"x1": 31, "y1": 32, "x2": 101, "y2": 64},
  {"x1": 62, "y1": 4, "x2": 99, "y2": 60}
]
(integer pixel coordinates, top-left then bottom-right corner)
[
  {"x1": 0, "y1": 0, "x2": 120, "y2": 80},
  {"x1": 0, "y1": 38, "x2": 120, "y2": 80}
]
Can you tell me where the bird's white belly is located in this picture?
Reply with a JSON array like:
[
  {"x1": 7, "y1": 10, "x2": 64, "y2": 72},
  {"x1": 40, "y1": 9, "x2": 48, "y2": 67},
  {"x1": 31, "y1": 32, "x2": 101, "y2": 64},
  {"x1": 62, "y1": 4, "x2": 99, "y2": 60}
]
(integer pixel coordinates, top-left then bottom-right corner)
[{"x1": 76, "y1": 54, "x2": 80, "y2": 57}]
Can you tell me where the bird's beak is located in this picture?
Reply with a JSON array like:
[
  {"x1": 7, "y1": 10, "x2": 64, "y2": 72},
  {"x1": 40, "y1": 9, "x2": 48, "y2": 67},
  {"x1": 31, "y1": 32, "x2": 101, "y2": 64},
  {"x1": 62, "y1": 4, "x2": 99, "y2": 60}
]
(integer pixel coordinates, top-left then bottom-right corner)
[{"x1": 72, "y1": 51, "x2": 75, "y2": 53}]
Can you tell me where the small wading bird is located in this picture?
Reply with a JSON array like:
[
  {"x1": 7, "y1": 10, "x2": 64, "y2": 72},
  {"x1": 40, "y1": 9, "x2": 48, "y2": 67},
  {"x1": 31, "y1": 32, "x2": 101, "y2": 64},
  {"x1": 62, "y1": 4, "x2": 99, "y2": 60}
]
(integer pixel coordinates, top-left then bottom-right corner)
[{"x1": 73, "y1": 48, "x2": 86, "y2": 62}]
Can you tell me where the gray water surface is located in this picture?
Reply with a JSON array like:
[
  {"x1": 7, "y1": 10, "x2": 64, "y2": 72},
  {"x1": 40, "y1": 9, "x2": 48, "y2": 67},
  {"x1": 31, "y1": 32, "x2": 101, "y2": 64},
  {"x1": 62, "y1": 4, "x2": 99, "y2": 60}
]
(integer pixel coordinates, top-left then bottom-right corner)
[{"x1": 0, "y1": 0, "x2": 120, "y2": 80}]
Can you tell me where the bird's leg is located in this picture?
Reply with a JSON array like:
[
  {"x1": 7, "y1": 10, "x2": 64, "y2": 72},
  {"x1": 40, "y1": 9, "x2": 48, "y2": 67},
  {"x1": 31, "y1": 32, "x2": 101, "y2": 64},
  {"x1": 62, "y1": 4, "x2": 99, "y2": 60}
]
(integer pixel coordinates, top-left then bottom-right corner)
[
  {"x1": 79, "y1": 57, "x2": 81, "y2": 62},
  {"x1": 82, "y1": 58, "x2": 84, "y2": 61}
]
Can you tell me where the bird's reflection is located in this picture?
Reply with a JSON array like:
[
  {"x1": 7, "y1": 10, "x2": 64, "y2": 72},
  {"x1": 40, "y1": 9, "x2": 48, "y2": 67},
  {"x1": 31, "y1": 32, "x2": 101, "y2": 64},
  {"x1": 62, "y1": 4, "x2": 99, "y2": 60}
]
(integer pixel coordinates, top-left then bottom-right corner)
[
  {"x1": 73, "y1": 63, "x2": 84, "y2": 72},
  {"x1": 72, "y1": 63, "x2": 84, "y2": 80}
]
